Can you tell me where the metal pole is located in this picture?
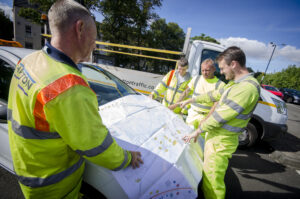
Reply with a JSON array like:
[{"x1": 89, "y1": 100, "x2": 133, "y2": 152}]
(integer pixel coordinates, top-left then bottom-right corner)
[
  {"x1": 183, "y1": 27, "x2": 192, "y2": 55},
  {"x1": 261, "y1": 43, "x2": 276, "y2": 84},
  {"x1": 44, "y1": 23, "x2": 47, "y2": 45}
]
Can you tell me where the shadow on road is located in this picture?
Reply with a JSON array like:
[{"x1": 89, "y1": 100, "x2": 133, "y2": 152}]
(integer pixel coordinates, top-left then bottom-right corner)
[
  {"x1": 225, "y1": 142, "x2": 300, "y2": 199},
  {"x1": 269, "y1": 132, "x2": 300, "y2": 153}
]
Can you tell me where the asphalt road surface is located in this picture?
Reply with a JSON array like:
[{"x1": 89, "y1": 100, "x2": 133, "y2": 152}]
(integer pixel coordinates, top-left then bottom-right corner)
[{"x1": 1, "y1": 103, "x2": 300, "y2": 199}]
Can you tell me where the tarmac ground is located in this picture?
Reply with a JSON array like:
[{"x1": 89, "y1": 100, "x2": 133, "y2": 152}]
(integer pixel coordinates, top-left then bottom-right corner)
[{"x1": 269, "y1": 103, "x2": 300, "y2": 170}]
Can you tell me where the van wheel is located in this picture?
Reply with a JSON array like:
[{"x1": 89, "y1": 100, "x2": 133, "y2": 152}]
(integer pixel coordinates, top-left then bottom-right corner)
[{"x1": 238, "y1": 123, "x2": 258, "y2": 149}]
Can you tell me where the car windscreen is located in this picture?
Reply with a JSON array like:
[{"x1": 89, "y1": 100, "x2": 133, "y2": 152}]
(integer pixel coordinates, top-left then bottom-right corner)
[{"x1": 80, "y1": 63, "x2": 137, "y2": 106}]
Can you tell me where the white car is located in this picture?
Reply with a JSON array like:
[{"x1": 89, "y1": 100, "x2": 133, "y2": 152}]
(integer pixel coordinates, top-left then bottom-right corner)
[{"x1": 0, "y1": 47, "x2": 203, "y2": 199}]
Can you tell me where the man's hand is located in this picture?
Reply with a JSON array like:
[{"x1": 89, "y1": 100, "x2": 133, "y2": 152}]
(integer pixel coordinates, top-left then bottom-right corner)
[
  {"x1": 168, "y1": 103, "x2": 179, "y2": 110},
  {"x1": 149, "y1": 94, "x2": 154, "y2": 99},
  {"x1": 182, "y1": 129, "x2": 201, "y2": 143},
  {"x1": 130, "y1": 151, "x2": 143, "y2": 169},
  {"x1": 180, "y1": 98, "x2": 193, "y2": 108}
]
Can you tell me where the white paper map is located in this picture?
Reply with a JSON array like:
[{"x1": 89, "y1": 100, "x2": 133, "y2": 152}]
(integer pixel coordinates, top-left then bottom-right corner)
[{"x1": 97, "y1": 95, "x2": 203, "y2": 199}]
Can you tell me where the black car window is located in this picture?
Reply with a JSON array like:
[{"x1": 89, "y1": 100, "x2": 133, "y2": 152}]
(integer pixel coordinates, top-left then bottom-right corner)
[
  {"x1": 81, "y1": 65, "x2": 137, "y2": 106},
  {"x1": 0, "y1": 57, "x2": 14, "y2": 102}
]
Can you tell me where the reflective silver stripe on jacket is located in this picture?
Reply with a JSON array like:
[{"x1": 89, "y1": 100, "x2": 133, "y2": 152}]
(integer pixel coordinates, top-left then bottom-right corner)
[
  {"x1": 8, "y1": 109, "x2": 61, "y2": 139},
  {"x1": 160, "y1": 81, "x2": 167, "y2": 88},
  {"x1": 212, "y1": 111, "x2": 245, "y2": 133},
  {"x1": 236, "y1": 112, "x2": 252, "y2": 120},
  {"x1": 191, "y1": 103, "x2": 212, "y2": 110},
  {"x1": 168, "y1": 86, "x2": 183, "y2": 93},
  {"x1": 113, "y1": 150, "x2": 129, "y2": 171},
  {"x1": 215, "y1": 80, "x2": 222, "y2": 90},
  {"x1": 223, "y1": 98, "x2": 245, "y2": 114},
  {"x1": 219, "y1": 87, "x2": 225, "y2": 95},
  {"x1": 208, "y1": 91, "x2": 217, "y2": 102},
  {"x1": 194, "y1": 76, "x2": 200, "y2": 91},
  {"x1": 164, "y1": 98, "x2": 171, "y2": 105},
  {"x1": 193, "y1": 92, "x2": 200, "y2": 96},
  {"x1": 160, "y1": 80, "x2": 184, "y2": 93},
  {"x1": 76, "y1": 132, "x2": 113, "y2": 157},
  {"x1": 154, "y1": 90, "x2": 159, "y2": 96},
  {"x1": 222, "y1": 124, "x2": 244, "y2": 133},
  {"x1": 212, "y1": 111, "x2": 227, "y2": 124},
  {"x1": 18, "y1": 157, "x2": 84, "y2": 187}
]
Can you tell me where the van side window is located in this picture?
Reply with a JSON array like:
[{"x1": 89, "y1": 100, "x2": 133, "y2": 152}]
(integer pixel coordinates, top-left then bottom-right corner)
[{"x1": 0, "y1": 58, "x2": 14, "y2": 102}]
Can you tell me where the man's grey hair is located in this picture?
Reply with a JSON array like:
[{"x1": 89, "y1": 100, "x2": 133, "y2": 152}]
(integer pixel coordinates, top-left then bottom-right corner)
[
  {"x1": 48, "y1": 0, "x2": 93, "y2": 35},
  {"x1": 201, "y1": 58, "x2": 215, "y2": 68}
]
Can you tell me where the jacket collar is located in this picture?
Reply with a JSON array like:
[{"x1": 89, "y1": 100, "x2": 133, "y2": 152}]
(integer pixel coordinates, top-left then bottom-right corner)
[
  {"x1": 42, "y1": 42, "x2": 81, "y2": 72},
  {"x1": 235, "y1": 72, "x2": 254, "y2": 83}
]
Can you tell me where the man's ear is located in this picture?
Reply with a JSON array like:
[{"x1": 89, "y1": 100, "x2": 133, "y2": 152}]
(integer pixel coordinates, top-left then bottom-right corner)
[
  {"x1": 75, "y1": 20, "x2": 84, "y2": 39},
  {"x1": 230, "y1": 60, "x2": 237, "y2": 68}
]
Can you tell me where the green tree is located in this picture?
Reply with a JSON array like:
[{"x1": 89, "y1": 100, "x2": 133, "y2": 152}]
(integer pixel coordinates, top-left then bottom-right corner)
[
  {"x1": 98, "y1": 0, "x2": 163, "y2": 71},
  {"x1": 261, "y1": 65, "x2": 300, "y2": 90},
  {"x1": 18, "y1": 0, "x2": 101, "y2": 25},
  {"x1": 191, "y1": 33, "x2": 220, "y2": 44},
  {"x1": 146, "y1": 18, "x2": 184, "y2": 73},
  {"x1": 0, "y1": 9, "x2": 13, "y2": 40}
]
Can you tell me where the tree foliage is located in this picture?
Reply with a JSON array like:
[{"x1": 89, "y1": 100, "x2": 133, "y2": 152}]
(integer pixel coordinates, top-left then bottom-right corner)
[
  {"x1": 0, "y1": 9, "x2": 13, "y2": 40},
  {"x1": 16, "y1": 0, "x2": 220, "y2": 75},
  {"x1": 18, "y1": 0, "x2": 100, "y2": 25},
  {"x1": 261, "y1": 65, "x2": 300, "y2": 90},
  {"x1": 145, "y1": 18, "x2": 184, "y2": 73},
  {"x1": 191, "y1": 33, "x2": 220, "y2": 44},
  {"x1": 99, "y1": 0, "x2": 174, "y2": 73}
]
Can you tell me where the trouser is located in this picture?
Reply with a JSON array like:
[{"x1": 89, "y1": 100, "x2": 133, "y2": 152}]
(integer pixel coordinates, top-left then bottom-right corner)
[{"x1": 201, "y1": 132, "x2": 239, "y2": 199}]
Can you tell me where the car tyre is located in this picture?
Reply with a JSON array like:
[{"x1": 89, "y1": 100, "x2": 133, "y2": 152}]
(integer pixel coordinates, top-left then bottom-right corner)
[
  {"x1": 286, "y1": 97, "x2": 293, "y2": 103},
  {"x1": 238, "y1": 122, "x2": 258, "y2": 149}
]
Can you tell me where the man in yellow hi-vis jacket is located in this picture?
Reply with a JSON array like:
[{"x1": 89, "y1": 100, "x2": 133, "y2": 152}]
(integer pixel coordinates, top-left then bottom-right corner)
[
  {"x1": 175, "y1": 58, "x2": 225, "y2": 130},
  {"x1": 7, "y1": 0, "x2": 143, "y2": 198},
  {"x1": 150, "y1": 57, "x2": 191, "y2": 115},
  {"x1": 182, "y1": 46, "x2": 260, "y2": 199}
]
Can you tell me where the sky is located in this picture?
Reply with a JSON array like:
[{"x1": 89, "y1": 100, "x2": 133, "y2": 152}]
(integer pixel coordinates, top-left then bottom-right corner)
[{"x1": 1, "y1": 0, "x2": 300, "y2": 73}]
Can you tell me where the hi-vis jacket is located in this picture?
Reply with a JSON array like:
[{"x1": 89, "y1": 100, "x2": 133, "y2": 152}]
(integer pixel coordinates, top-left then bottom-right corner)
[
  {"x1": 196, "y1": 74, "x2": 260, "y2": 135},
  {"x1": 188, "y1": 75, "x2": 225, "y2": 114},
  {"x1": 152, "y1": 70, "x2": 191, "y2": 114},
  {"x1": 7, "y1": 43, "x2": 131, "y2": 198}
]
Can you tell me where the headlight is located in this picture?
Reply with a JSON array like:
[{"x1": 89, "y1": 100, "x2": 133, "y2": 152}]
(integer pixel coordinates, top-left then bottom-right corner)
[
  {"x1": 294, "y1": 95, "x2": 299, "y2": 100},
  {"x1": 271, "y1": 97, "x2": 287, "y2": 115}
]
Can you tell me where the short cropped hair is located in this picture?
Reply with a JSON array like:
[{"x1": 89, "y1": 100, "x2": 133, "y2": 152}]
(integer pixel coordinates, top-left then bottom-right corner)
[
  {"x1": 48, "y1": 0, "x2": 92, "y2": 35},
  {"x1": 201, "y1": 58, "x2": 215, "y2": 68},
  {"x1": 217, "y1": 46, "x2": 246, "y2": 67},
  {"x1": 178, "y1": 57, "x2": 189, "y2": 68}
]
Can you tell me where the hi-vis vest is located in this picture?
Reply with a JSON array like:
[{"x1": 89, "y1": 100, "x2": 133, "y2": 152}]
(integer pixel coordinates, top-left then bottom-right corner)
[
  {"x1": 7, "y1": 45, "x2": 131, "y2": 198},
  {"x1": 196, "y1": 74, "x2": 260, "y2": 135},
  {"x1": 152, "y1": 70, "x2": 191, "y2": 114},
  {"x1": 189, "y1": 75, "x2": 225, "y2": 114}
]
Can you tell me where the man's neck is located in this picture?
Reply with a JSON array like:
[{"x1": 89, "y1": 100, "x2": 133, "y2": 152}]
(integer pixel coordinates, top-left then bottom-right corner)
[
  {"x1": 51, "y1": 36, "x2": 79, "y2": 64},
  {"x1": 234, "y1": 68, "x2": 249, "y2": 81}
]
